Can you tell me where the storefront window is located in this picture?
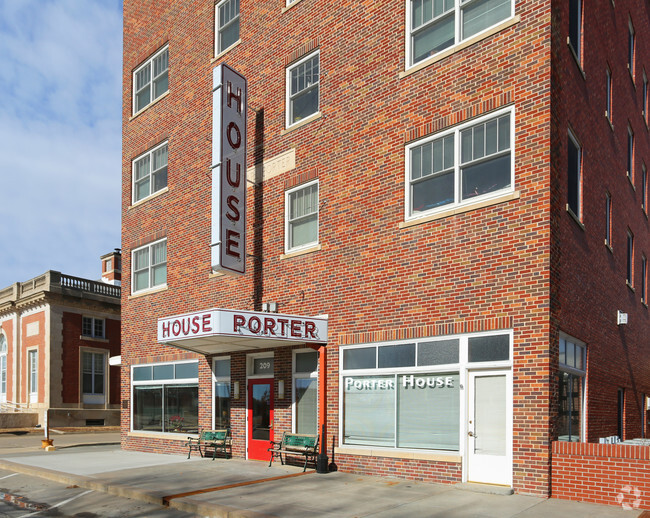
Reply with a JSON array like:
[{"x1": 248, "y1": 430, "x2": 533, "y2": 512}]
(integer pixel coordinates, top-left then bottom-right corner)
[
  {"x1": 132, "y1": 361, "x2": 199, "y2": 434},
  {"x1": 344, "y1": 376, "x2": 395, "y2": 447},
  {"x1": 294, "y1": 350, "x2": 318, "y2": 434}
]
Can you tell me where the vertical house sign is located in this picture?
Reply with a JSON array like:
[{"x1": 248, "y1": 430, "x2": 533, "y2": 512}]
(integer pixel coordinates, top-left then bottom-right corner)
[{"x1": 211, "y1": 64, "x2": 247, "y2": 275}]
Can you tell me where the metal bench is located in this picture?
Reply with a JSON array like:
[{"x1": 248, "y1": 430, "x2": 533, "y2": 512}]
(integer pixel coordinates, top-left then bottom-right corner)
[
  {"x1": 268, "y1": 432, "x2": 319, "y2": 471},
  {"x1": 186, "y1": 429, "x2": 231, "y2": 460}
]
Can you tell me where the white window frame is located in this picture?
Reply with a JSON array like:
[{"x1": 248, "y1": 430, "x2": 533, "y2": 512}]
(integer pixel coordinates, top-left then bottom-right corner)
[
  {"x1": 130, "y1": 360, "x2": 199, "y2": 434},
  {"x1": 28, "y1": 349, "x2": 37, "y2": 403},
  {"x1": 212, "y1": 356, "x2": 231, "y2": 429},
  {"x1": 405, "y1": 107, "x2": 515, "y2": 221},
  {"x1": 82, "y1": 316, "x2": 105, "y2": 339},
  {"x1": 82, "y1": 349, "x2": 107, "y2": 405},
  {"x1": 0, "y1": 334, "x2": 7, "y2": 399},
  {"x1": 131, "y1": 238, "x2": 167, "y2": 294},
  {"x1": 406, "y1": 0, "x2": 515, "y2": 68},
  {"x1": 292, "y1": 349, "x2": 319, "y2": 434},
  {"x1": 339, "y1": 330, "x2": 513, "y2": 455},
  {"x1": 215, "y1": 0, "x2": 240, "y2": 55},
  {"x1": 285, "y1": 50, "x2": 320, "y2": 128},
  {"x1": 285, "y1": 180, "x2": 319, "y2": 253},
  {"x1": 132, "y1": 45, "x2": 169, "y2": 114},
  {"x1": 558, "y1": 333, "x2": 586, "y2": 442},
  {"x1": 132, "y1": 141, "x2": 169, "y2": 204}
]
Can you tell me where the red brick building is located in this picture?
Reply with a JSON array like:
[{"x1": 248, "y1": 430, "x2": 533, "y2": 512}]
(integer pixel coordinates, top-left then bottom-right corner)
[
  {"x1": 0, "y1": 252, "x2": 122, "y2": 427},
  {"x1": 121, "y1": 0, "x2": 650, "y2": 495}
]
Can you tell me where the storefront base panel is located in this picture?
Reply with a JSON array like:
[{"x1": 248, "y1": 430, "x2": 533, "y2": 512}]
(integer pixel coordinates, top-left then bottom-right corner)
[
  {"x1": 122, "y1": 434, "x2": 197, "y2": 457},
  {"x1": 552, "y1": 441, "x2": 650, "y2": 511},
  {"x1": 334, "y1": 453, "x2": 462, "y2": 484}
]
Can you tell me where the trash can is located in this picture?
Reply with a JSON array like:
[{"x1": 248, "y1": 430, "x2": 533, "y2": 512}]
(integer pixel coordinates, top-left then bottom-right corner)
[{"x1": 316, "y1": 453, "x2": 329, "y2": 474}]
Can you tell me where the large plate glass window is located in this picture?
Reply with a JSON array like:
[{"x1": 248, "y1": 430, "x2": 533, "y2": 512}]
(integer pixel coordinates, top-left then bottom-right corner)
[
  {"x1": 213, "y1": 357, "x2": 231, "y2": 428},
  {"x1": 407, "y1": 108, "x2": 513, "y2": 219},
  {"x1": 558, "y1": 335, "x2": 586, "y2": 442},
  {"x1": 215, "y1": 0, "x2": 240, "y2": 55},
  {"x1": 286, "y1": 180, "x2": 318, "y2": 252},
  {"x1": 133, "y1": 46, "x2": 169, "y2": 114},
  {"x1": 287, "y1": 51, "x2": 319, "y2": 127},
  {"x1": 293, "y1": 350, "x2": 318, "y2": 434},
  {"x1": 409, "y1": 0, "x2": 513, "y2": 67},
  {"x1": 132, "y1": 238, "x2": 167, "y2": 294},
  {"x1": 133, "y1": 142, "x2": 168, "y2": 203},
  {"x1": 132, "y1": 361, "x2": 199, "y2": 434}
]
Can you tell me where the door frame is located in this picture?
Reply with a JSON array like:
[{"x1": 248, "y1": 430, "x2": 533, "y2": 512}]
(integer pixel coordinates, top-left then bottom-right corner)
[
  {"x1": 246, "y1": 377, "x2": 274, "y2": 460},
  {"x1": 465, "y1": 368, "x2": 513, "y2": 487}
]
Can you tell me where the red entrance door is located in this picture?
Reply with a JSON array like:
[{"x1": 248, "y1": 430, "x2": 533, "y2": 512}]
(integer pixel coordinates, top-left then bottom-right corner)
[{"x1": 247, "y1": 378, "x2": 274, "y2": 460}]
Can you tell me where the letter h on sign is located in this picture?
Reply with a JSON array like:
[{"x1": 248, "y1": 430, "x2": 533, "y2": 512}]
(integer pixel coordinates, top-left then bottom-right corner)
[{"x1": 211, "y1": 64, "x2": 247, "y2": 275}]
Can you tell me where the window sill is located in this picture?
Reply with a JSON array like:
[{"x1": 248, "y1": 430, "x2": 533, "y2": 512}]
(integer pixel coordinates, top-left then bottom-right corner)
[
  {"x1": 605, "y1": 242, "x2": 613, "y2": 254},
  {"x1": 281, "y1": 112, "x2": 322, "y2": 135},
  {"x1": 627, "y1": 172, "x2": 636, "y2": 190},
  {"x1": 335, "y1": 446, "x2": 461, "y2": 464},
  {"x1": 566, "y1": 205, "x2": 585, "y2": 230},
  {"x1": 626, "y1": 281, "x2": 635, "y2": 293},
  {"x1": 281, "y1": 0, "x2": 304, "y2": 13},
  {"x1": 128, "y1": 285, "x2": 168, "y2": 299},
  {"x1": 128, "y1": 187, "x2": 169, "y2": 210},
  {"x1": 567, "y1": 40, "x2": 586, "y2": 80},
  {"x1": 400, "y1": 191, "x2": 520, "y2": 229},
  {"x1": 128, "y1": 431, "x2": 194, "y2": 440},
  {"x1": 280, "y1": 244, "x2": 321, "y2": 260},
  {"x1": 606, "y1": 114, "x2": 614, "y2": 132},
  {"x1": 129, "y1": 90, "x2": 170, "y2": 121},
  {"x1": 643, "y1": 301, "x2": 648, "y2": 309},
  {"x1": 211, "y1": 40, "x2": 242, "y2": 63},
  {"x1": 400, "y1": 16, "x2": 520, "y2": 79},
  {"x1": 79, "y1": 336, "x2": 109, "y2": 343}
]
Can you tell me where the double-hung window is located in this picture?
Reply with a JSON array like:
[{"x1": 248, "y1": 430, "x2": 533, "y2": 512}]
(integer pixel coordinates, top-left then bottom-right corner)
[
  {"x1": 627, "y1": 230, "x2": 634, "y2": 286},
  {"x1": 407, "y1": 109, "x2": 513, "y2": 218},
  {"x1": 286, "y1": 180, "x2": 319, "y2": 252},
  {"x1": 132, "y1": 239, "x2": 167, "y2": 293},
  {"x1": 0, "y1": 335, "x2": 6, "y2": 399},
  {"x1": 409, "y1": 0, "x2": 513, "y2": 67},
  {"x1": 215, "y1": 0, "x2": 240, "y2": 55},
  {"x1": 28, "y1": 350, "x2": 37, "y2": 402},
  {"x1": 568, "y1": 0, "x2": 582, "y2": 64},
  {"x1": 628, "y1": 20, "x2": 635, "y2": 79},
  {"x1": 558, "y1": 335, "x2": 586, "y2": 442},
  {"x1": 82, "y1": 317, "x2": 105, "y2": 339},
  {"x1": 82, "y1": 351, "x2": 106, "y2": 401},
  {"x1": 627, "y1": 126, "x2": 634, "y2": 180},
  {"x1": 133, "y1": 46, "x2": 169, "y2": 114},
  {"x1": 287, "y1": 51, "x2": 319, "y2": 127},
  {"x1": 567, "y1": 129, "x2": 582, "y2": 220},
  {"x1": 133, "y1": 142, "x2": 168, "y2": 203}
]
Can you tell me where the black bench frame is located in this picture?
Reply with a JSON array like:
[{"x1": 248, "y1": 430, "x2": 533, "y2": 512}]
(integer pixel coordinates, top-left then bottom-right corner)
[
  {"x1": 268, "y1": 432, "x2": 319, "y2": 472},
  {"x1": 186, "y1": 429, "x2": 231, "y2": 460}
]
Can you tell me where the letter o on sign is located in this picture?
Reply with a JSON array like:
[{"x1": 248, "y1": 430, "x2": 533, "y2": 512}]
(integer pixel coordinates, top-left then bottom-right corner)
[{"x1": 227, "y1": 121, "x2": 241, "y2": 149}]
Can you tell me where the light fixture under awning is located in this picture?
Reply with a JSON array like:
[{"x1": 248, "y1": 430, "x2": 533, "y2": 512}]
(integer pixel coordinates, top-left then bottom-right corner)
[{"x1": 157, "y1": 307, "x2": 328, "y2": 355}]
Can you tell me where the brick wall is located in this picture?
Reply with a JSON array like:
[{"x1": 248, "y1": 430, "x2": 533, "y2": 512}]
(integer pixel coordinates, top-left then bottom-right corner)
[{"x1": 552, "y1": 441, "x2": 650, "y2": 510}]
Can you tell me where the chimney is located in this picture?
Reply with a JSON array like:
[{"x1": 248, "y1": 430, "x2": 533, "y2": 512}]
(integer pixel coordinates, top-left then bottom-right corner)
[{"x1": 100, "y1": 249, "x2": 122, "y2": 286}]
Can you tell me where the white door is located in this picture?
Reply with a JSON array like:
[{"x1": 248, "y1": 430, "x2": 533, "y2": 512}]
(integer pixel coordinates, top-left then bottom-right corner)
[{"x1": 467, "y1": 370, "x2": 512, "y2": 486}]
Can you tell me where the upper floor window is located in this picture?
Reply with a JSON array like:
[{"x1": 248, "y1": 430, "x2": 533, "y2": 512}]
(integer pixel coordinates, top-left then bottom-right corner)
[
  {"x1": 642, "y1": 254, "x2": 647, "y2": 304},
  {"x1": 642, "y1": 164, "x2": 647, "y2": 214},
  {"x1": 643, "y1": 72, "x2": 648, "y2": 125},
  {"x1": 82, "y1": 317, "x2": 105, "y2": 339},
  {"x1": 132, "y1": 239, "x2": 167, "y2": 293},
  {"x1": 286, "y1": 180, "x2": 319, "y2": 252},
  {"x1": 567, "y1": 129, "x2": 582, "y2": 220},
  {"x1": 627, "y1": 125, "x2": 634, "y2": 180},
  {"x1": 133, "y1": 46, "x2": 169, "y2": 114},
  {"x1": 215, "y1": 0, "x2": 240, "y2": 55},
  {"x1": 286, "y1": 51, "x2": 320, "y2": 127},
  {"x1": 627, "y1": 229, "x2": 634, "y2": 286},
  {"x1": 605, "y1": 192, "x2": 612, "y2": 248},
  {"x1": 409, "y1": 0, "x2": 513, "y2": 67},
  {"x1": 133, "y1": 142, "x2": 168, "y2": 203},
  {"x1": 568, "y1": 0, "x2": 583, "y2": 64},
  {"x1": 628, "y1": 19, "x2": 635, "y2": 79},
  {"x1": 606, "y1": 67, "x2": 612, "y2": 122},
  {"x1": 407, "y1": 108, "x2": 513, "y2": 219}
]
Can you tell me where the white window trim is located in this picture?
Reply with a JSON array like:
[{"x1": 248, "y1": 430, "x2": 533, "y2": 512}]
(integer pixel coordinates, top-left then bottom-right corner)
[
  {"x1": 339, "y1": 329, "x2": 513, "y2": 456},
  {"x1": 28, "y1": 348, "x2": 38, "y2": 401},
  {"x1": 285, "y1": 50, "x2": 321, "y2": 129},
  {"x1": 82, "y1": 316, "x2": 106, "y2": 339},
  {"x1": 81, "y1": 349, "x2": 108, "y2": 403},
  {"x1": 132, "y1": 45, "x2": 169, "y2": 115},
  {"x1": 246, "y1": 351, "x2": 275, "y2": 379},
  {"x1": 292, "y1": 348, "x2": 319, "y2": 433},
  {"x1": 215, "y1": 0, "x2": 240, "y2": 56},
  {"x1": 285, "y1": 179, "x2": 319, "y2": 253},
  {"x1": 131, "y1": 141, "x2": 169, "y2": 204},
  {"x1": 130, "y1": 360, "x2": 199, "y2": 434},
  {"x1": 405, "y1": 106, "x2": 515, "y2": 222},
  {"x1": 405, "y1": 0, "x2": 515, "y2": 70},
  {"x1": 131, "y1": 238, "x2": 168, "y2": 295}
]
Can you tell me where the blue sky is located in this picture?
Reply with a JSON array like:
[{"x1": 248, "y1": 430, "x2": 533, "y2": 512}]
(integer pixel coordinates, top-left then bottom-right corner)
[{"x1": 0, "y1": 0, "x2": 122, "y2": 288}]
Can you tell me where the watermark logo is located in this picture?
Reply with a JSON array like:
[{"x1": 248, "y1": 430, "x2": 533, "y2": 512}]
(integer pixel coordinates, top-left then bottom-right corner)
[{"x1": 616, "y1": 485, "x2": 641, "y2": 510}]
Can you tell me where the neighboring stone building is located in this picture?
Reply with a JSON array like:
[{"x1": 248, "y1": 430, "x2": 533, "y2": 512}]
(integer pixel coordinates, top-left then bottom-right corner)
[
  {"x1": 120, "y1": 0, "x2": 650, "y2": 496},
  {"x1": 0, "y1": 251, "x2": 121, "y2": 427}
]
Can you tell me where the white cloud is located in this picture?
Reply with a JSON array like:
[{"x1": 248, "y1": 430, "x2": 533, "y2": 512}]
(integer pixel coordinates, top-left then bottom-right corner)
[{"x1": 0, "y1": 0, "x2": 122, "y2": 286}]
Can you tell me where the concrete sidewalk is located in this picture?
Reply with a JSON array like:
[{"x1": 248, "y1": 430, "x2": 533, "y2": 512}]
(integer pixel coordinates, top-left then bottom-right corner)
[{"x1": 0, "y1": 439, "x2": 645, "y2": 517}]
